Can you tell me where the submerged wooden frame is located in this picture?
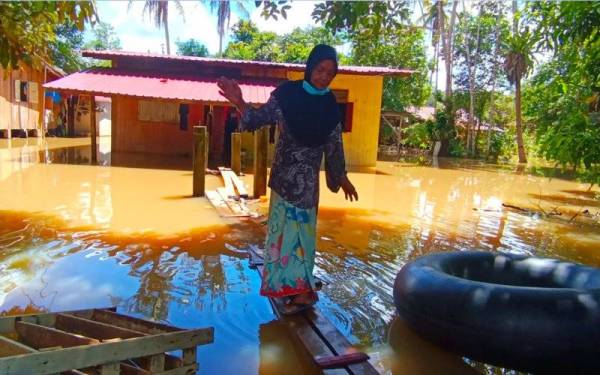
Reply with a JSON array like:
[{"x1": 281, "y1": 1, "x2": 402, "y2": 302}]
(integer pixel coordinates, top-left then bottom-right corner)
[{"x1": 0, "y1": 307, "x2": 214, "y2": 375}]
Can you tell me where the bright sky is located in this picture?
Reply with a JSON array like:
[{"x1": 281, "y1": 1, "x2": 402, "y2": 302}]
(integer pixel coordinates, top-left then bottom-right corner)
[{"x1": 88, "y1": 1, "x2": 318, "y2": 55}]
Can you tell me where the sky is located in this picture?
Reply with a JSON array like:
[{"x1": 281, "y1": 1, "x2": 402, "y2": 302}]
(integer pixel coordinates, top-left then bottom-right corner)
[
  {"x1": 88, "y1": 1, "x2": 318, "y2": 55},
  {"x1": 86, "y1": 1, "x2": 446, "y2": 90}
]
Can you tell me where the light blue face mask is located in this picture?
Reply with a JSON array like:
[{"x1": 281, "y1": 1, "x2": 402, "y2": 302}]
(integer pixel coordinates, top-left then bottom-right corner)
[{"x1": 302, "y1": 80, "x2": 330, "y2": 95}]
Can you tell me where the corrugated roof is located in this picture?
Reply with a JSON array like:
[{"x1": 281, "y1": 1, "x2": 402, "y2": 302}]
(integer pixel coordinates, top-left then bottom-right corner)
[
  {"x1": 82, "y1": 50, "x2": 413, "y2": 77},
  {"x1": 43, "y1": 68, "x2": 278, "y2": 104}
]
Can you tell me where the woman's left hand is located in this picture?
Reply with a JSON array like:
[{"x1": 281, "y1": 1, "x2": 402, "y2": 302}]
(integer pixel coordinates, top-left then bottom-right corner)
[{"x1": 340, "y1": 176, "x2": 358, "y2": 202}]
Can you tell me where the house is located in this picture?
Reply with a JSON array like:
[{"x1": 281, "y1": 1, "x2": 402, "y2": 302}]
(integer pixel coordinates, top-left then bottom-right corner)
[
  {"x1": 44, "y1": 50, "x2": 411, "y2": 168},
  {"x1": 0, "y1": 63, "x2": 65, "y2": 138}
]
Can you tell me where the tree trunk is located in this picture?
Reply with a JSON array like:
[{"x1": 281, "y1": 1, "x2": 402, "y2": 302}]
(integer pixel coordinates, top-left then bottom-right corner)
[
  {"x1": 443, "y1": 0, "x2": 459, "y2": 128},
  {"x1": 164, "y1": 21, "x2": 170, "y2": 54},
  {"x1": 218, "y1": 33, "x2": 223, "y2": 57},
  {"x1": 430, "y1": 41, "x2": 438, "y2": 88},
  {"x1": 164, "y1": 7, "x2": 170, "y2": 55},
  {"x1": 515, "y1": 78, "x2": 527, "y2": 163},
  {"x1": 435, "y1": 1, "x2": 443, "y2": 95},
  {"x1": 512, "y1": 0, "x2": 526, "y2": 164},
  {"x1": 486, "y1": 6, "x2": 502, "y2": 158}
]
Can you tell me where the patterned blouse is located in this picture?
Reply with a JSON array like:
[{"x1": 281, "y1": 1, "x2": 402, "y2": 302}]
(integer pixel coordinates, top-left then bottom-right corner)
[{"x1": 241, "y1": 94, "x2": 347, "y2": 209}]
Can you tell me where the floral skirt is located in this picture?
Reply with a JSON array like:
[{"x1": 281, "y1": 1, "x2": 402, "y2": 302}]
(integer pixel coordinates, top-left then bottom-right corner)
[{"x1": 260, "y1": 191, "x2": 318, "y2": 298}]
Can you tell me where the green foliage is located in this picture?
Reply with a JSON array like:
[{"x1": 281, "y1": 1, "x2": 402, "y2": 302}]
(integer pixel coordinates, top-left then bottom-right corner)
[
  {"x1": 225, "y1": 21, "x2": 280, "y2": 61},
  {"x1": 49, "y1": 20, "x2": 86, "y2": 73},
  {"x1": 310, "y1": 1, "x2": 410, "y2": 37},
  {"x1": 224, "y1": 20, "x2": 343, "y2": 63},
  {"x1": 0, "y1": 1, "x2": 96, "y2": 70},
  {"x1": 453, "y1": 7, "x2": 510, "y2": 92},
  {"x1": 523, "y1": 1, "x2": 600, "y2": 175},
  {"x1": 278, "y1": 27, "x2": 344, "y2": 63},
  {"x1": 403, "y1": 122, "x2": 431, "y2": 150},
  {"x1": 84, "y1": 21, "x2": 121, "y2": 51},
  {"x1": 82, "y1": 21, "x2": 121, "y2": 68},
  {"x1": 352, "y1": 25, "x2": 430, "y2": 111},
  {"x1": 175, "y1": 39, "x2": 209, "y2": 57},
  {"x1": 503, "y1": 29, "x2": 537, "y2": 85},
  {"x1": 425, "y1": 111, "x2": 456, "y2": 142}
]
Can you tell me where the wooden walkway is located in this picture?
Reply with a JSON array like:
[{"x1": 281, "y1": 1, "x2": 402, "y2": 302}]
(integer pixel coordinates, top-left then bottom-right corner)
[
  {"x1": 0, "y1": 307, "x2": 213, "y2": 374},
  {"x1": 248, "y1": 247, "x2": 379, "y2": 375}
]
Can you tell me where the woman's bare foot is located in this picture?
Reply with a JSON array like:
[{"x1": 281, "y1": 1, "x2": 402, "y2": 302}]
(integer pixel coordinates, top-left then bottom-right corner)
[{"x1": 291, "y1": 291, "x2": 317, "y2": 305}]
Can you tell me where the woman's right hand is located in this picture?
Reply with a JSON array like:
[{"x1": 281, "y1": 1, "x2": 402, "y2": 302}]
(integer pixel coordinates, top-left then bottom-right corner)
[{"x1": 217, "y1": 77, "x2": 246, "y2": 111}]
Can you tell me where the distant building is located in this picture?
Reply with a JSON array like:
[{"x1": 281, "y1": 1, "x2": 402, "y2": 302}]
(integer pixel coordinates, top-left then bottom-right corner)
[{"x1": 45, "y1": 50, "x2": 411, "y2": 168}]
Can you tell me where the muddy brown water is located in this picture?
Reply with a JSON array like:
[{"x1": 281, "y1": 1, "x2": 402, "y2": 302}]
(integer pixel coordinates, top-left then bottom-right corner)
[{"x1": 1, "y1": 137, "x2": 598, "y2": 374}]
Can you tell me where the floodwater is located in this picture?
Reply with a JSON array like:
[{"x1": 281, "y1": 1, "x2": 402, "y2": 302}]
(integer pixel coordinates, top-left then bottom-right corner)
[{"x1": 0, "y1": 137, "x2": 599, "y2": 374}]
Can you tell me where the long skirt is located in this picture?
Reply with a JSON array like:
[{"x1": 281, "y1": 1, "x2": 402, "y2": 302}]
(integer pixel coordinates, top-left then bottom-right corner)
[{"x1": 260, "y1": 191, "x2": 318, "y2": 298}]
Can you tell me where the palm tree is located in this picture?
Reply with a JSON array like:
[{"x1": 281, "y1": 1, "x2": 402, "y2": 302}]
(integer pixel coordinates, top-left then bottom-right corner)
[
  {"x1": 503, "y1": 1, "x2": 535, "y2": 164},
  {"x1": 421, "y1": 1, "x2": 446, "y2": 94},
  {"x1": 206, "y1": 1, "x2": 248, "y2": 57},
  {"x1": 129, "y1": 0, "x2": 184, "y2": 55}
]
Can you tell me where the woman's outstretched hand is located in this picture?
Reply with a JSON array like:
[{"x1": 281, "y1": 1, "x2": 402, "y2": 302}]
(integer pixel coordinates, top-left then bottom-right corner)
[
  {"x1": 217, "y1": 77, "x2": 246, "y2": 111},
  {"x1": 340, "y1": 175, "x2": 358, "y2": 202}
]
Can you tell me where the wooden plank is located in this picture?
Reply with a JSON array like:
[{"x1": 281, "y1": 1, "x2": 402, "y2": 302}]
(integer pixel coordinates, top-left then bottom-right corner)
[
  {"x1": 193, "y1": 126, "x2": 207, "y2": 197},
  {"x1": 0, "y1": 328, "x2": 213, "y2": 375},
  {"x1": 55, "y1": 314, "x2": 146, "y2": 341},
  {"x1": 0, "y1": 307, "x2": 114, "y2": 334},
  {"x1": 99, "y1": 362, "x2": 119, "y2": 375},
  {"x1": 218, "y1": 167, "x2": 237, "y2": 199},
  {"x1": 231, "y1": 132, "x2": 242, "y2": 176},
  {"x1": 316, "y1": 352, "x2": 370, "y2": 369},
  {"x1": 182, "y1": 347, "x2": 195, "y2": 366},
  {"x1": 121, "y1": 362, "x2": 151, "y2": 375},
  {"x1": 220, "y1": 167, "x2": 248, "y2": 198},
  {"x1": 0, "y1": 335, "x2": 36, "y2": 357},
  {"x1": 90, "y1": 95, "x2": 97, "y2": 165},
  {"x1": 205, "y1": 190, "x2": 245, "y2": 218},
  {"x1": 90, "y1": 309, "x2": 181, "y2": 335},
  {"x1": 141, "y1": 354, "x2": 165, "y2": 372},
  {"x1": 253, "y1": 258, "x2": 373, "y2": 375},
  {"x1": 16, "y1": 321, "x2": 99, "y2": 349},
  {"x1": 253, "y1": 126, "x2": 269, "y2": 198},
  {"x1": 216, "y1": 188, "x2": 250, "y2": 217},
  {"x1": 154, "y1": 364, "x2": 198, "y2": 375},
  {"x1": 304, "y1": 310, "x2": 378, "y2": 375}
]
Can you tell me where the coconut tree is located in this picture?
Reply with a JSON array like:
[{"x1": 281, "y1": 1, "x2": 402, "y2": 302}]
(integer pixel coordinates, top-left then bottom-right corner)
[
  {"x1": 129, "y1": 0, "x2": 184, "y2": 55},
  {"x1": 503, "y1": 1, "x2": 535, "y2": 163},
  {"x1": 207, "y1": 1, "x2": 249, "y2": 57},
  {"x1": 421, "y1": 1, "x2": 446, "y2": 93}
]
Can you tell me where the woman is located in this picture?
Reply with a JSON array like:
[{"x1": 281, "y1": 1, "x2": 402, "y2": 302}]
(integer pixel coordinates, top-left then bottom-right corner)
[{"x1": 218, "y1": 44, "x2": 358, "y2": 314}]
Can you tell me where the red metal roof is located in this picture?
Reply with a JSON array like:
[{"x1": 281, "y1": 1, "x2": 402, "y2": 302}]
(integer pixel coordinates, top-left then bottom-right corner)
[
  {"x1": 43, "y1": 68, "x2": 278, "y2": 104},
  {"x1": 82, "y1": 50, "x2": 413, "y2": 77}
]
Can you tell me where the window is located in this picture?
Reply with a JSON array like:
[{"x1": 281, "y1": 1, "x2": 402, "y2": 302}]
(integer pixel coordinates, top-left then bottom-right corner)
[
  {"x1": 20, "y1": 81, "x2": 28, "y2": 102},
  {"x1": 338, "y1": 102, "x2": 354, "y2": 133},
  {"x1": 138, "y1": 100, "x2": 179, "y2": 123}
]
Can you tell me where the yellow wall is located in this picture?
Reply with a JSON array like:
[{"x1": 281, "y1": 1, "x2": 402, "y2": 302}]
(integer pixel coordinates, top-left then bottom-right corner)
[{"x1": 287, "y1": 72, "x2": 383, "y2": 167}]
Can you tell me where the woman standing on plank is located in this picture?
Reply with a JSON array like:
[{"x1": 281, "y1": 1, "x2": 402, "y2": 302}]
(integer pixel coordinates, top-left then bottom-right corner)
[{"x1": 217, "y1": 44, "x2": 358, "y2": 314}]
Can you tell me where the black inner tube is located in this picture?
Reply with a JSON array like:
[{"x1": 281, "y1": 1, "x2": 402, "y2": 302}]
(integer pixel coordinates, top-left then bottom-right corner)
[{"x1": 440, "y1": 253, "x2": 600, "y2": 289}]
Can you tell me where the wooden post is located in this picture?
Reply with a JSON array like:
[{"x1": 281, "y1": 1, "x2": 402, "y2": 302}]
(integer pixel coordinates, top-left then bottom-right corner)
[
  {"x1": 231, "y1": 132, "x2": 241, "y2": 175},
  {"x1": 67, "y1": 96, "x2": 75, "y2": 136},
  {"x1": 111, "y1": 95, "x2": 117, "y2": 156},
  {"x1": 253, "y1": 126, "x2": 269, "y2": 198},
  {"x1": 193, "y1": 125, "x2": 207, "y2": 197},
  {"x1": 90, "y1": 95, "x2": 97, "y2": 164}
]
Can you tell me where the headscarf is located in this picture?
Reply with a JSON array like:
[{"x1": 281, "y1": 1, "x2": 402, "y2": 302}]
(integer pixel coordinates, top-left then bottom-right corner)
[{"x1": 272, "y1": 44, "x2": 340, "y2": 147}]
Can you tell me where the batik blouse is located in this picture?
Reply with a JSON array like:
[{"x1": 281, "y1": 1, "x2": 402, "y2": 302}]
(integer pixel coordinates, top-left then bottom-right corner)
[{"x1": 240, "y1": 94, "x2": 346, "y2": 209}]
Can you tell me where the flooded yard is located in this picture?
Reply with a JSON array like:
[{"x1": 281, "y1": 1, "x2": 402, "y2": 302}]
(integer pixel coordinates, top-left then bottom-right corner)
[{"x1": 1, "y1": 137, "x2": 599, "y2": 374}]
